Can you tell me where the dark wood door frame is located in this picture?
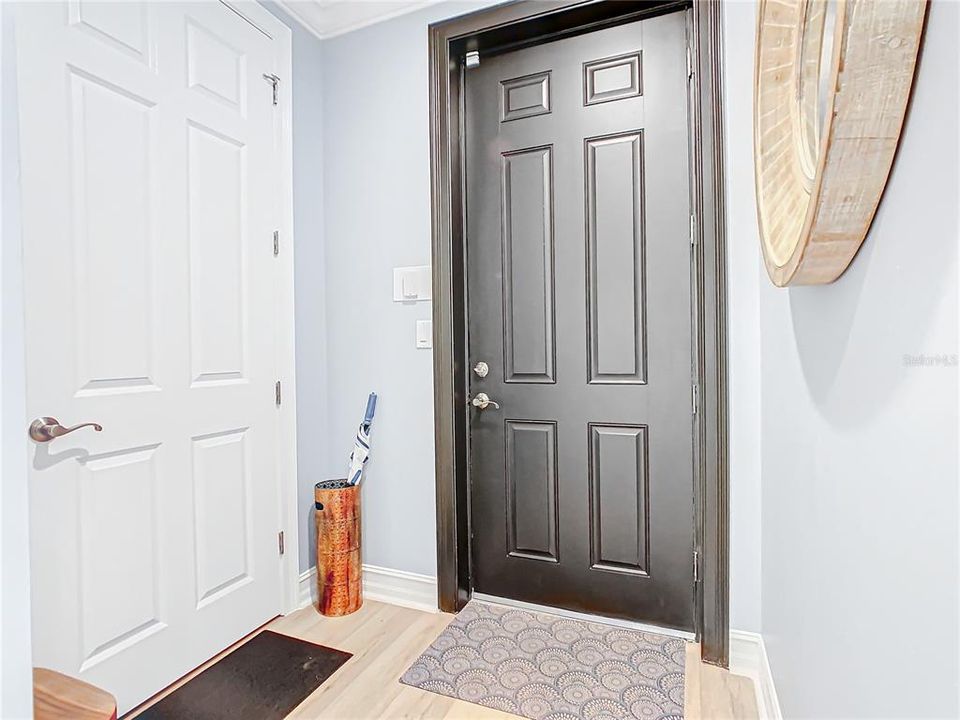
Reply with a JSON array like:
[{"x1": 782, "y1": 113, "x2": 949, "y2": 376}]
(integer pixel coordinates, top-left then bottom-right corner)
[{"x1": 429, "y1": 0, "x2": 730, "y2": 666}]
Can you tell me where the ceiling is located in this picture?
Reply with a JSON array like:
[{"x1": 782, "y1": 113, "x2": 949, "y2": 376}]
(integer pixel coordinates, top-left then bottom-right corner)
[{"x1": 273, "y1": 0, "x2": 446, "y2": 40}]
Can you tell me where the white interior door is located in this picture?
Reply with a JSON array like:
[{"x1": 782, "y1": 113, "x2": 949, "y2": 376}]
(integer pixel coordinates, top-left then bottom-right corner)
[{"x1": 18, "y1": 1, "x2": 286, "y2": 711}]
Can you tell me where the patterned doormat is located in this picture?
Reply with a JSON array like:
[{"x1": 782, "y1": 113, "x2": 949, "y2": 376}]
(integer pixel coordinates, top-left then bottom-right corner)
[{"x1": 400, "y1": 601, "x2": 686, "y2": 720}]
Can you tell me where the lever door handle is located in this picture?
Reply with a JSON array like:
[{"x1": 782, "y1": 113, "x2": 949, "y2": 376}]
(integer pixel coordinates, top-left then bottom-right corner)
[
  {"x1": 470, "y1": 393, "x2": 500, "y2": 410},
  {"x1": 29, "y1": 417, "x2": 102, "y2": 443}
]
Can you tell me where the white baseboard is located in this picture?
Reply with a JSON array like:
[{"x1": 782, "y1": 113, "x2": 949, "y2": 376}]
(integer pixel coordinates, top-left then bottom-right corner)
[
  {"x1": 729, "y1": 630, "x2": 782, "y2": 720},
  {"x1": 297, "y1": 564, "x2": 438, "y2": 614},
  {"x1": 363, "y1": 564, "x2": 439, "y2": 612},
  {"x1": 297, "y1": 567, "x2": 315, "y2": 608}
]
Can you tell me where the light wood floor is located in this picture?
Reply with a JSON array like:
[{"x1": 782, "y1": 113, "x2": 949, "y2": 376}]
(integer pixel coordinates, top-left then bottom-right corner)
[{"x1": 131, "y1": 600, "x2": 759, "y2": 719}]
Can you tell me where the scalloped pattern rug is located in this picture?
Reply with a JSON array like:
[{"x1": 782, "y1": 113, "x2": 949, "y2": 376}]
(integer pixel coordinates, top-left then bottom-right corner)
[{"x1": 400, "y1": 600, "x2": 686, "y2": 720}]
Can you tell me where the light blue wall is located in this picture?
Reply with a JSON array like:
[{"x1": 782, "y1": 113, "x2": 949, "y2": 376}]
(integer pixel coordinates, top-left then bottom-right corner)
[
  {"x1": 268, "y1": 0, "x2": 501, "y2": 576},
  {"x1": 262, "y1": 3, "x2": 334, "y2": 572},
  {"x1": 722, "y1": 0, "x2": 763, "y2": 635},
  {"x1": 724, "y1": 1, "x2": 959, "y2": 717},
  {"x1": 319, "y1": 2, "x2": 495, "y2": 577}
]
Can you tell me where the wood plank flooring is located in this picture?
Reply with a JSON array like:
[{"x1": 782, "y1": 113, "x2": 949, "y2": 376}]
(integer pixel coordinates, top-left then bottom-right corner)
[
  {"x1": 130, "y1": 600, "x2": 759, "y2": 719},
  {"x1": 276, "y1": 601, "x2": 759, "y2": 720}
]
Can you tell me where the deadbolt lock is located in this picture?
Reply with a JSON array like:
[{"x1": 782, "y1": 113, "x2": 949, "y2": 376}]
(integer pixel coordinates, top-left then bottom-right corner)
[{"x1": 473, "y1": 361, "x2": 489, "y2": 378}]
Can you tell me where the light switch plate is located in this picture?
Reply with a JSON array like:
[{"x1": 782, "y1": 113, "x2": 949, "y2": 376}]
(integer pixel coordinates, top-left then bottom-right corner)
[
  {"x1": 393, "y1": 265, "x2": 431, "y2": 302},
  {"x1": 416, "y1": 320, "x2": 432, "y2": 349}
]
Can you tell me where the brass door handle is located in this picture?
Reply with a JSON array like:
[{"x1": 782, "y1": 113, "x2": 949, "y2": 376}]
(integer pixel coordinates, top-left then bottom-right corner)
[{"x1": 29, "y1": 417, "x2": 102, "y2": 443}]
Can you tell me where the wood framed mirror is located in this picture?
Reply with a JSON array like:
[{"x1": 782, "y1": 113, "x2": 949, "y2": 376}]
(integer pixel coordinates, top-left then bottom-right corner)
[{"x1": 754, "y1": 0, "x2": 927, "y2": 286}]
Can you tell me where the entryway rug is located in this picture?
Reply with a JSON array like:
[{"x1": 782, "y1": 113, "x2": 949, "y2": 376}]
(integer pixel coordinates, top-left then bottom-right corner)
[
  {"x1": 400, "y1": 601, "x2": 685, "y2": 720},
  {"x1": 134, "y1": 630, "x2": 351, "y2": 720}
]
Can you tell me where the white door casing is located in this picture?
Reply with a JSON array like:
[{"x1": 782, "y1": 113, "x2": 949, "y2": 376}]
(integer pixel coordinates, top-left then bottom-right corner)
[{"x1": 17, "y1": 1, "x2": 297, "y2": 712}]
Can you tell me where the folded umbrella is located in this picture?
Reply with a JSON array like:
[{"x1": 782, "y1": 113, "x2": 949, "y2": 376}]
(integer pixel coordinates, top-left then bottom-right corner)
[{"x1": 347, "y1": 392, "x2": 377, "y2": 486}]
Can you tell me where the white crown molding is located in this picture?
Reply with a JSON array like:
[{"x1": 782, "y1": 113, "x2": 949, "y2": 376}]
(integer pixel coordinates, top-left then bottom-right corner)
[
  {"x1": 298, "y1": 564, "x2": 439, "y2": 613},
  {"x1": 729, "y1": 630, "x2": 783, "y2": 720},
  {"x1": 272, "y1": 0, "x2": 326, "y2": 41},
  {"x1": 271, "y1": 0, "x2": 446, "y2": 40}
]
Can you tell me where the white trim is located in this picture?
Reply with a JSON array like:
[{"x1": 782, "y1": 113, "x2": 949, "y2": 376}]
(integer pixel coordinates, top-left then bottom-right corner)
[
  {"x1": 272, "y1": 0, "x2": 445, "y2": 40},
  {"x1": 1, "y1": 5, "x2": 35, "y2": 716},
  {"x1": 729, "y1": 630, "x2": 782, "y2": 720},
  {"x1": 274, "y1": 6, "x2": 300, "y2": 619},
  {"x1": 472, "y1": 593, "x2": 696, "y2": 641},
  {"x1": 227, "y1": 1, "x2": 300, "y2": 616},
  {"x1": 271, "y1": 0, "x2": 326, "y2": 41},
  {"x1": 298, "y1": 565, "x2": 439, "y2": 614},
  {"x1": 320, "y1": 1, "x2": 443, "y2": 39},
  {"x1": 364, "y1": 564, "x2": 439, "y2": 612},
  {"x1": 298, "y1": 568, "x2": 315, "y2": 608},
  {"x1": 273, "y1": 6, "x2": 300, "y2": 617}
]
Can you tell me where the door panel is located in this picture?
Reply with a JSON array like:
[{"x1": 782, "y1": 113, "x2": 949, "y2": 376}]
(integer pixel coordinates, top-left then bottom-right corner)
[
  {"x1": 588, "y1": 423, "x2": 649, "y2": 575},
  {"x1": 501, "y1": 145, "x2": 556, "y2": 383},
  {"x1": 501, "y1": 71, "x2": 551, "y2": 121},
  {"x1": 70, "y1": 68, "x2": 158, "y2": 395},
  {"x1": 78, "y1": 444, "x2": 164, "y2": 671},
  {"x1": 466, "y1": 11, "x2": 694, "y2": 630},
  {"x1": 585, "y1": 130, "x2": 646, "y2": 384},
  {"x1": 192, "y1": 428, "x2": 253, "y2": 608},
  {"x1": 186, "y1": 120, "x2": 248, "y2": 384},
  {"x1": 19, "y1": 2, "x2": 283, "y2": 711},
  {"x1": 505, "y1": 420, "x2": 559, "y2": 562},
  {"x1": 69, "y1": 1, "x2": 154, "y2": 64}
]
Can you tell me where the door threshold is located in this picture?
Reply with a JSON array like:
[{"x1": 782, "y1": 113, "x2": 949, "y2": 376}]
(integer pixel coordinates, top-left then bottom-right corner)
[{"x1": 471, "y1": 593, "x2": 696, "y2": 641}]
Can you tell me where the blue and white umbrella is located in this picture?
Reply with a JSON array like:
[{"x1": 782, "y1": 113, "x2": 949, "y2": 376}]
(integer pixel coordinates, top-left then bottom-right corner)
[{"x1": 347, "y1": 392, "x2": 377, "y2": 486}]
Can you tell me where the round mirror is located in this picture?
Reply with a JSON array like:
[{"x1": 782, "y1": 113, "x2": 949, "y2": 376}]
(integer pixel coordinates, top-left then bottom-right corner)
[
  {"x1": 754, "y1": 0, "x2": 926, "y2": 286},
  {"x1": 794, "y1": 0, "x2": 837, "y2": 184}
]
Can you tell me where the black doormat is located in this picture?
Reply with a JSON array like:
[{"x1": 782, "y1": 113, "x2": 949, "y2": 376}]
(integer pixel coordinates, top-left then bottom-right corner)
[{"x1": 134, "y1": 630, "x2": 351, "y2": 720}]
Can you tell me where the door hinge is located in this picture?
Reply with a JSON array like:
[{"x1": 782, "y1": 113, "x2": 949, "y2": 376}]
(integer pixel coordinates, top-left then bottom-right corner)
[
  {"x1": 262, "y1": 73, "x2": 280, "y2": 105},
  {"x1": 693, "y1": 550, "x2": 701, "y2": 582},
  {"x1": 689, "y1": 214, "x2": 697, "y2": 246},
  {"x1": 692, "y1": 385, "x2": 699, "y2": 415},
  {"x1": 278, "y1": 530, "x2": 285, "y2": 556},
  {"x1": 273, "y1": 230, "x2": 279, "y2": 256},
  {"x1": 686, "y1": 46, "x2": 693, "y2": 80},
  {"x1": 275, "y1": 380, "x2": 282, "y2": 406},
  {"x1": 465, "y1": 51, "x2": 480, "y2": 69}
]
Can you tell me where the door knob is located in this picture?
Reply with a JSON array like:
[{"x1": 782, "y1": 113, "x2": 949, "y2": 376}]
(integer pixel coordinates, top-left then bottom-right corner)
[
  {"x1": 470, "y1": 393, "x2": 500, "y2": 410},
  {"x1": 29, "y1": 417, "x2": 102, "y2": 443}
]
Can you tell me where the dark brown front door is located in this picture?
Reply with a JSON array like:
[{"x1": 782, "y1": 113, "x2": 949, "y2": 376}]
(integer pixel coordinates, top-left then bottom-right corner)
[{"x1": 465, "y1": 9, "x2": 695, "y2": 631}]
